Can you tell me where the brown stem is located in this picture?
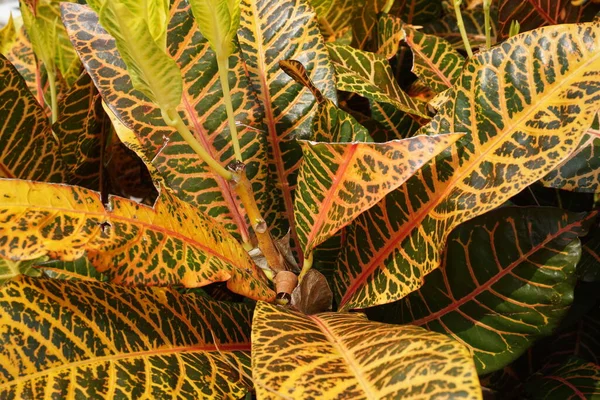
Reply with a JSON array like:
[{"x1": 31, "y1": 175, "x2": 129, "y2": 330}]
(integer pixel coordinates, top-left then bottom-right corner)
[{"x1": 228, "y1": 161, "x2": 287, "y2": 273}]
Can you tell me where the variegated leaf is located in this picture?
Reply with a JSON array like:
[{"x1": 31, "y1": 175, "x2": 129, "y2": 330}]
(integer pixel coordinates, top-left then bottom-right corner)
[
  {"x1": 0, "y1": 13, "x2": 17, "y2": 54},
  {"x1": 309, "y1": 0, "x2": 354, "y2": 43},
  {"x1": 0, "y1": 179, "x2": 275, "y2": 301},
  {"x1": 541, "y1": 121, "x2": 600, "y2": 192},
  {"x1": 4, "y1": 26, "x2": 43, "y2": 107},
  {"x1": 39, "y1": 256, "x2": 108, "y2": 281},
  {"x1": 0, "y1": 276, "x2": 254, "y2": 399},
  {"x1": 62, "y1": 1, "x2": 268, "y2": 242},
  {"x1": 238, "y1": 0, "x2": 337, "y2": 251},
  {"x1": 376, "y1": 12, "x2": 405, "y2": 59},
  {"x1": 498, "y1": 0, "x2": 600, "y2": 40},
  {"x1": 336, "y1": 21, "x2": 600, "y2": 310},
  {"x1": 279, "y1": 59, "x2": 371, "y2": 143},
  {"x1": 403, "y1": 25, "x2": 465, "y2": 94},
  {"x1": 369, "y1": 207, "x2": 594, "y2": 373},
  {"x1": 0, "y1": 54, "x2": 65, "y2": 182},
  {"x1": 522, "y1": 357, "x2": 600, "y2": 399},
  {"x1": 294, "y1": 134, "x2": 462, "y2": 255},
  {"x1": 252, "y1": 301, "x2": 482, "y2": 399},
  {"x1": 327, "y1": 43, "x2": 429, "y2": 118},
  {"x1": 0, "y1": 257, "x2": 46, "y2": 283}
]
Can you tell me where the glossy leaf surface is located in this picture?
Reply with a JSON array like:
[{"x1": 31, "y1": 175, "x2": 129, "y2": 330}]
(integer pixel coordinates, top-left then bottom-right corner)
[
  {"x1": 62, "y1": 2, "x2": 268, "y2": 241},
  {"x1": 238, "y1": 0, "x2": 337, "y2": 246},
  {"x1": 327, "y1": 43, "x2": 429, "y2": 118},
  {"x1": 0, "y1": 54, "x2": 65, "y2": 182},
  {"x1": 336, "y1": 22, "x2": 600, "y2": 310},
  {"x1": 369, "y1": 207, "x2": 593, "y2": 374},
  {"x1": 252, "y1": 301, "x2": 482, "y2": 399},
  {"x1": 523, "y1": 357, "x2": 600, "y2": 399},
  {"x1": 294, "y1": 134, "x2": 462, "y2": 255},
  {"x1": 0, "y1": 276, "x2": 253, "y2": 399},
  {"x1": 541, "y1": 124, "x2": 600, "y2": 193},
  {"x1": 0, "y1": 179, "x2": 274, "y2": 301},
  {"x1": 403, "y1": 25, "x2": 465, "y2": 94},
  {"x1": 497, "y1": 0, "x2": 600, "y2": 40}
]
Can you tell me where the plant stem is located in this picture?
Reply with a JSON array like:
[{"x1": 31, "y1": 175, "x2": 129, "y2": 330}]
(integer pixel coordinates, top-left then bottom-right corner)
[
  {"x1": 163, "y1": 108, "x2": 286, "y2": 273},
  {"x1": 298, "y1": 252, "x2": 313, "y2": 283},
  {"x1": 453, "y1": 0, "x2": 473, "y2": 58},
  {"x1": 483, "y1": 0, "x2": 492, "y2": 49},
  {"x1": 162, "y1": 108, "x2": 233, "y2": 180},
  {"x1": 217, "y1": 55, "x2": 243, "y2": 162},
  {"x1": 228, "y1": 161, "x2": 286, "y2": 273},
  {"x1": 47, "y1": 70, "x2": 58, "y2": 124},
  {"x1": 382, "y1": 0, "x2": 395, "y2": 14}
]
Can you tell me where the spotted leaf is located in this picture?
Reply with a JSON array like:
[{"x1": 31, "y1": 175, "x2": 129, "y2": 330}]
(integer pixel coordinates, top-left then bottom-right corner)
[
  {"x1": 252, "y1": 301, "x2": 482, "y2": 399},
  {"x1": 369, "y1": 207, "x2": 594, "y2": 374},
  {"x1": 294, "y1": 134, "x2": 462, "y2": 256},
  {"x1": 336, "y1": 21, "x2": 600, "y2": 310},
  {"x1": 0, "y1": 276, "x2": 254, "y2": 399},
  {"x1": 0, "y1": 179, "x2": 274, "y2": 301}
]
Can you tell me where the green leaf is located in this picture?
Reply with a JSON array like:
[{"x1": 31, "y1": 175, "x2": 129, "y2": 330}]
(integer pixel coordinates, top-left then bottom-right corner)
[
  {"x1": 369, "y1": 207, "x2": 594, "y2": 374},
  {"x1": 39, "y1": 257, "x2": 108, "y2": 281},
  {"x1": 20, "y1": 0, "x2": 56, "y2": 71},
  {"x1": 541, "y1": 118, "x2": 600, "y2": 193},
  {"x1": 294, "y1": 134, "x2": 462, "y2": 256},
  {"x1": 309, "y1": 0, "x2": 354, "y2": 43},
  {"x1": 87, "y1": 0, "x2": 182, "y2": 111},
  {"x1": 0, "y1": 179, "x2": 275, "y2": 302},
  {"x1": 188, "y1": 0, "x2": 241, "y2": 59},
  {"x1": 327, "y1": 43, "x2": 429, "y2": 118},
  {"x1": 0, "y1": 13, "x2": 17, "y2": 55},
  {"x1": 62, "y1": 2, "x2": 269, "y2": 242},
  {"x1": 497, "y1": 0, "x2": 600, "y2": 40},
  {"x1": 0, "y1": 54, "x2": 65, "y2": 182},
  {"x1": 403, "y1": 25, "x2": 465, "y2": 94},
  {"x1": 523, "y1": 357, "x2": 600, "y2": 399},
  {"x1": 335, "y1": 21, "x2": 600, "y2": 310},
  {"x1": 252, "y1": 301, "x2": 482, "y2": 399},
  {"x1": 0, "y1": 276, "x2": 254, "y2": 398},
  {"x1": 0, "y1": 258, "x2": 47, "y2": 284},
  {"x1": 279, "y1": 59, "x2": 372, "y2": 143}
]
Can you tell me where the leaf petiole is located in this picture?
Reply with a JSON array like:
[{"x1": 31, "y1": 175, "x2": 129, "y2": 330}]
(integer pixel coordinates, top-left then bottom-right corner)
[
  {"x1": 217, "y1": 54, "x2": 243, "y2": 162},
  {"x1": 483, "y1": 0, "x2": 492, "y2": 49},
  {"x1": 452, "y1": 0, "x2": 473, "y2": 57},
  {"x1": 162, "y1": 108, "x2": 234, "y2": 180}
]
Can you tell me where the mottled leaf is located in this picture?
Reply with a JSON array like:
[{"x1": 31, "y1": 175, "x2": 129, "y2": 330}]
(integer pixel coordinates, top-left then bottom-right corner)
[
  {"x1": 252, "y1": 301, "x2": 482, "y2": 399},
  {"x1": 369, "y1": 207, "x2": 594, "y2": 374},
  {"x1": 0, "y1": 54, "x2": 65, "y2": 182},
  {"x1": 39, "y1": 256, "x2": 107, "y2": 281},
  {"x1": 376, "y1": 12, "x2": 405, "y2": 59},
  {"x1": 0, "y1": 276, "x2": 253, "y2": 399},
  {"x1": 279, "y1": 59, "x2": 371, "y2": 143},
  {"x1": 403, "y1": 25, "x2": 465, "y2": 94},
  {"x1": 0, "y1": 179, "x2": 274, "y2": 301},
  {"x1": 327, "y1": 43, "x2": 429, "y2": 118},
  {"x1": 336, "y1": 22, "x2": 600, "y2": 310},
  {"x1": 238, "y1": 0, "x2": 337, "y2": 250},
  {"x1": 541, "y1": 122, "x2": 600, "y2": 193},
  {"x1": 62, "y1": 2, "x2": 268, "y2": 242},
  {"x1": 294, "y1": 134, "x2": 462, "y2": 255}
]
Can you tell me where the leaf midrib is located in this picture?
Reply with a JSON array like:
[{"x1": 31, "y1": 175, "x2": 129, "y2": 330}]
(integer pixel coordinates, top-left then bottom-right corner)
[
  {"x1": 340, "y1": 42, "x2": 600, "y2": 309},
  {"x1": 304, "y1": 143, "x2": 358, "y2": 252},
  {"x1": 0, "y1": 343, "x2": 250, "y2": 390},
  {"x1": 308, "y1": 315, "x2": 377, "y2": 399},
  {"x1": 411, "y1": 215, "x2": 588, "y2": 326},
  {"x1": 4, "y1": 200, "x2": 246, "y2": 270}
]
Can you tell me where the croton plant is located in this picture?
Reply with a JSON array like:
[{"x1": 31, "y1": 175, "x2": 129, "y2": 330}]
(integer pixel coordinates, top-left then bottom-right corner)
[{"x1": 0, "y1": 0, "x2": 599, "y2": 398}]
